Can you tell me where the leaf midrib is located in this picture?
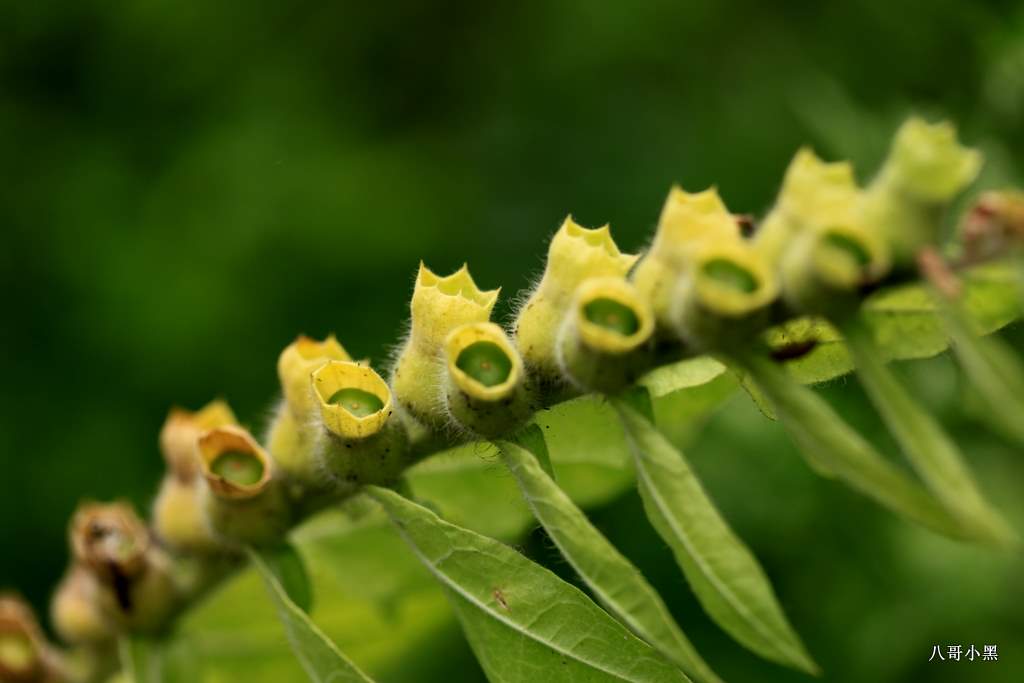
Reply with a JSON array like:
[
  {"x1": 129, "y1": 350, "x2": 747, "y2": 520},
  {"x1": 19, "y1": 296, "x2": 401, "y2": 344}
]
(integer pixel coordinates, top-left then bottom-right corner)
[
  {"x1": 388, "y1": 517, "x2": 668, "y2": 683},
  {"x1": 617, "y1": 406, "x2": 807, "y2": 668}
]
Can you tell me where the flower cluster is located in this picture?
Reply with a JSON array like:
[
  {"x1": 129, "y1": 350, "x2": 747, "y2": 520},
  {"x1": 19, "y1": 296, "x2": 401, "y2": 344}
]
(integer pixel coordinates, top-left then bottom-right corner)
[{"x1": 6, "y1": 117, "x2": 1022, "y2": 683}]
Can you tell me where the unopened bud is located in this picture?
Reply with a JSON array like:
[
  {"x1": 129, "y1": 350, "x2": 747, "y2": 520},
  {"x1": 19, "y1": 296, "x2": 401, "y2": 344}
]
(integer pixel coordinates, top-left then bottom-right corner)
[
  {"x1": 152, "y1": 474, "x2": 220, "y2": 554},
  {"x1": 443, "y1": 323, "x2": 531, "y2": 437}
]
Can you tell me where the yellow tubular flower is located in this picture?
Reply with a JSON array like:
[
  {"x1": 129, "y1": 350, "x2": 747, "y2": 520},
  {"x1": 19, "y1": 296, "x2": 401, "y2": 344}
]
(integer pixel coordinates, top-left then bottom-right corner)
[
  {"x1": 860, "y1": 117, "x2": 982, "y2": 268},
  {"x1": 671, "y1": 240, "x2": 779, "y2": 351},
  {"x1": 159, "y1": 400, "x2": 237, "y2": 481},
  {"x1": 557, "y1": 277, "x2": 655, "y2": 394},
  {"x1": 391, "y1": 263, "x2": 499, "y2": 427},
  {"x1": 267, "y1": 335, "x2": 351, "y2": 488},
  {"x1": 515, "y1": 217, "x2": 638, "y2": 393},
  {"x1": 632, "y1": 187, "x2": 741, "y2": 329},
  {"x1": 198, "y1": 427, "x2": 291, "y2": 547},
  {"x1": 311, "y1": 361, "x2": 409, "y2": 487},
  {"x1": 442, "y1": 322, "x2": 531, "y2": 438}
]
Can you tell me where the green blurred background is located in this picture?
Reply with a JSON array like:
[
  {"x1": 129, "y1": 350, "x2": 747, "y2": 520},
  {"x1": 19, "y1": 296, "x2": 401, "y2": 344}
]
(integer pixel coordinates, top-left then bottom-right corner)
[{"x1": 2, "y1": 1, "x2": 1023, "y2": 681}]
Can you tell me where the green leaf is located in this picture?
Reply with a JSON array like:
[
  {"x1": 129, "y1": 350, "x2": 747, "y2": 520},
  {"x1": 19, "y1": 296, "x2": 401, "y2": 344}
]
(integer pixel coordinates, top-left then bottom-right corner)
[
  {"x1": 639, "y1": 357, "x2": 729, "y2": 398},
  {"x1": 735, "y1": 351, "x2": 970, "y2": 539},
  {"x1": 512, "y1": 423, "x2": 556, "y2": 481},
  {"x1": 612, "y1": 398, "x2": 818, "y2": 675},
  {"x1": 257, "y1": 542, "x2": 313, "y2": 613},
  {"x1": 763, "y1": 261, "x2": 1022, "y2": 385},
  {"x1": 842, "y1": 317, "x2": 1016, "y2": 546},
  {"x1": 403, "y1": 377, "x2": 740, "y2": 544},
  {"x1": 939, "y1": 294, "x2": 1024, "y2": 445},
  {"x1": 118, "y1": 636, "x2": 162, "y2": 683},
  {"x1": 496, "y1": 438, "x2": 723, "y2": 683},
  {"x1": 368, "y1": 486, "x2": 692, "y2": 683},
  {"x1": 249, "y1": 546, "x2": 376, "y2": 682},
  {"x1": 177, "y1": 511, "x2": 474, "y2": 683}
]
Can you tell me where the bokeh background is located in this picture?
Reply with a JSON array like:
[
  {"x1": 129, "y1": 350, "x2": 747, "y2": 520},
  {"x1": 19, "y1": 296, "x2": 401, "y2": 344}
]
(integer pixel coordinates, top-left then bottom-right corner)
[{"x1": 2, "y1": 1, "x2": 1023, "y2": 681}]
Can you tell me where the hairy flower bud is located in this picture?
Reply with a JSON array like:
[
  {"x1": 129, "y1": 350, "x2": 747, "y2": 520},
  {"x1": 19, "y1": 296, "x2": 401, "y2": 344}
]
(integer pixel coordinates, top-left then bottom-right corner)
[
  {"x1": 268, "y1": 335, "x2": 352, "y2": 488},
  {"x1": 68, "y1": 502, "x2": 177, "y2": 633},
  {"x1": 442, "y1": 323, "x2": 531, "y2": 437},
  {"x1": 860, "y1": 117, "x2": 981, "y2": 268},
  {"x1": 152, "y1": 475, "x2": 220, "y2": 554},
  {"x1": 50, "y1": 567, "x2": 112, "y2": 646},
  {"x1": 159, "y1": 400, "x2": 237, "y2": 481},
  {"x1": 670, "y1": 241, "x2": 779, "y2": 351},
  {"x1": 515, "y1": 217, "x2": 638, "y2": 392},
  {"x1": 632, "y1": 188, "x2": 742, "y2": 331},
  {"x1": 557, "y1": 278, "x2": 655, "y2": 394},
  {"x1": 312, "y1": 361, "x2": 408, "y2": 486},
  {"x1": 391, "y1": 263, "x2": 500, "y2": 427},
  {"x1": 198, "y1": 427, "x2": 291, "y2": 546}
]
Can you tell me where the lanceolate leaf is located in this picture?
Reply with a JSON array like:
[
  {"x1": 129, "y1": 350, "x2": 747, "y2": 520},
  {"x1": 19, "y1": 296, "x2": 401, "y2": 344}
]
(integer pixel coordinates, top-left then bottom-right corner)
[
  {"x1": 842, "y1": 317, "x2": 1016, "y2": 546},
  {"x1": 368, "y1": 486, "x2": 692, "y2": 683},
  {"x1": 248, "y1": 548, "x2": 375, "y2": 683},
  {"x1": 735, "y1": 351, "x2": 970, "y2": 539},
  {"x1": 496, "y1": 439, "x2": 723, "y2": 683},
  {"x1": 612, "y1": 398, "x2": 818, "y2": 675},
  {"x1": 259, "y1": 542, "x2": 314, "y2": 613},
  {"x1": 938, "y1": 294, "x2": 1024, "y2": 445}
]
